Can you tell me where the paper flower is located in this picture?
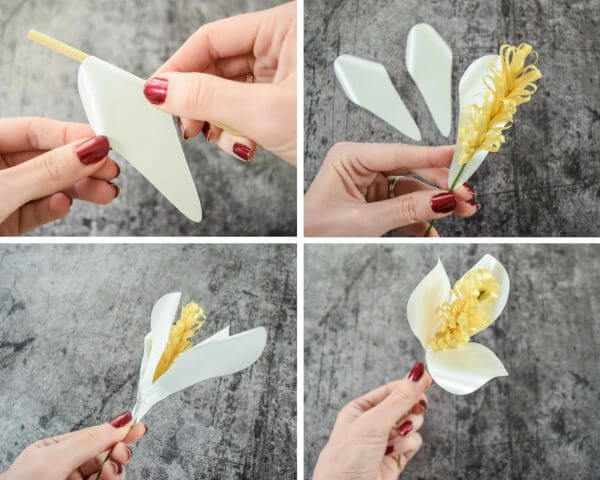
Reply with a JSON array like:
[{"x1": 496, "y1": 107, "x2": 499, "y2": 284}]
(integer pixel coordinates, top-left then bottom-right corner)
[
  {"x1": 407, "y1": 254, "x2": 509, "y2": 394},
  {"x1": 132, "y1": 292, "x2": 267, "y2": 422},
  {"x1": 448, "y1": 43, "x2": 542, "y2": 190}
]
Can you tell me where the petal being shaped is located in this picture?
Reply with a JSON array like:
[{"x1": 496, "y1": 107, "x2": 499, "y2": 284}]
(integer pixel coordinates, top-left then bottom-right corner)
[
  {"x1": 448, "y1": 54, "x2": 502, "y2": 189},
  {"x1": 407, "y1": 259, "x2": 452, "y2": 348},
  {"x1": 78, "y1": 57, "x2": 202, "y2": 222},
  {"x1": 426, "y1": 342, "x2": 508, "y2": 395},
  {"x1": 138, "y1": 292, "x2": 182, "y2": 396},
  {"x1": 464, "y1": 254, "x2": 510, "y2": 325},
  {"x1": 134, "y1": 327, "x2": 267, "y2": 422}
]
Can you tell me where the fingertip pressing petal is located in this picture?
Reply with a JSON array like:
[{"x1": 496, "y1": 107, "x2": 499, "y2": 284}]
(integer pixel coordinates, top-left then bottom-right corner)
[
  {"x1": 407, "y1": 258, "x2": 452, "y2": 348},
  {"x1": 426, "y1": 342, "x2": 508, "y2": 395}
]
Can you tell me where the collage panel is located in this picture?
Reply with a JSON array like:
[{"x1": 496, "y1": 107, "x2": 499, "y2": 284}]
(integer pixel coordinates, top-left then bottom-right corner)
[
  {"x1": 305, "y1": 244, "x2": 600, "y2": 478},
  {"x1": 0, "y1": 0, "x2": 296, "y2": 236},
  {"x1": 304, "y1": 1, "x2": 600, "y2": 237},
  {"x1": 0, "y1": 244, "x2": 296, "y2": 478}
]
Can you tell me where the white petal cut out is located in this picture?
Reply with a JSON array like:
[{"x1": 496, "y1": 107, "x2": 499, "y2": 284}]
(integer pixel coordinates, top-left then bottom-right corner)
[
  {"x1": 78, "y1": 57, "x2": 202, "y2": 222},
  {"x1": 406, "y1": 23, "x2": 453, "y2": 137},
  {"x1": 138, "y1": 292, "x2": 181, "y2": 396},
  {"x1": 464, "y1": 254, "x2": 510, "y2": 325},
  {"x1": 133, "y1": 327, "x2": 267, "y2": 421},
  {"x1": 334, "y1": 54, "x2": 421, "y2": 141},
  {"x1": 448, "y1": 55, "x2": 502, "y2": 189},
  {"x1": 426, "y1": 342, "x2": 508, "y2": 395},
  {"x1": 407, "y1": 259, "x2": 452, "y2": 348}
]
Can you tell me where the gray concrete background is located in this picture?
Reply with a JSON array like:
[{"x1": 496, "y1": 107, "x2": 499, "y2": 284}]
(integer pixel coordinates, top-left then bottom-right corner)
[
  {"x1": 305, "y1": 244, "x2": 600, "y2": 478},
  {"x1": 0, "y1": 0, "x2": 296, "y2": 236},
  {"x1": 304, "y1": 0, "x2": 600, "y2": 236},
  {"x1": 0, "y1": 244, "x2": 296, "y2": 479}
]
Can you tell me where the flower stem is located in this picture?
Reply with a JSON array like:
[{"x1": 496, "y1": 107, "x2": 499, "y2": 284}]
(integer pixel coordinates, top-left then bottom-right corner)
[
  {"x1": 95, "y1": 449, "x2": 113, "y2": 480},
  {"x1": 424, "y1": 164, "x2": 467, "y2": 237}
]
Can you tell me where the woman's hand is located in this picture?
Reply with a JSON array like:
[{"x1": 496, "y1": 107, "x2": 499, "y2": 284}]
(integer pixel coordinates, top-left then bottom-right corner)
[
  {"x1": 143, "y1": 2, "x2": 297, "y2": 166},
  {"x1": 313, "y1": 362, "x2": 432, "y2": 480},
  {"x1": 1, "y1": 411, "x2": 146, "y2": 480},
  {"x1": 305, "y1": 142, "x2": 479, "y2": 237},
  {"x1": 0, "y1": 117, "x2": 120, "y2": 235}
]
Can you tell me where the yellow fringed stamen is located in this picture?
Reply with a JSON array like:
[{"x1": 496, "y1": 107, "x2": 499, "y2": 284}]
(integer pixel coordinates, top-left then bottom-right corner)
[
  {"x1": 457, "y1": 43, "x2": 542, "y2": 166},
  {"x1": 153, "y1": 301, "x2": 206, "y2": 382},
  {"x1": 429, "y1": 269, "x2": 500, "y2": 351}
]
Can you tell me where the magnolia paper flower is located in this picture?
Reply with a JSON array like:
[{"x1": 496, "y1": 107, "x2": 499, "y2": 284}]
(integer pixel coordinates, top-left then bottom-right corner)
[
  {"x1": 448, "y1": 43, "x2": 543, "y2": 190},
  {"x1": 407, "y1": 254, "x2": 509, "y2": 395},
  {"x1": 131, "y1": 292, "x2": 267, "y2": 422}
]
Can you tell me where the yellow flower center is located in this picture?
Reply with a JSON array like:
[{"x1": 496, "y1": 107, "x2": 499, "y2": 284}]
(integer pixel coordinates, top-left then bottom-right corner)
[
  {"x1": 153, "y1": 301, "x2": 206, "y2": 381},
  {"x1": 457, "y1": 43, "x2": 542, "y2": 166},
  {"x1": 428, "y1": 269, "x2": 499, "y2": 351}
]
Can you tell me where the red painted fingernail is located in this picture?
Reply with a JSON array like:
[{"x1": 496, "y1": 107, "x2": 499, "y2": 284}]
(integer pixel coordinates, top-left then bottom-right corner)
[
  {"x1": 408, "y1": 361, "x2": 425, "y2": 382},
  {"x1": 398, "y1": 420, "x2": 413, "y2": 437},
  {"x1": 144, "y1": 425, "x2": 148, "y2": 435},
  {"x1": 76, "y1": 136, "x2": 109, "y2": 165},
  {"x1": 116, "y1": 463, "x2": 123, "y2": 474},
  {"x1": 126, "y1": 446, "x2": 132, "y2": 461},
  {"x1": 114, "y1": 163, "x2": 121, "y2": 178},
  {"x1": 110, "y1": 183, "x2": 120, "y2": 198},
  {"x1": 176, "y1": 117, "x2": 187, "y2": 140},
  {"x1": 385, "y1": 445, "x2": 394, "y2": 455},
  {"x1": 201, "y1": 122, "x2": 212, "y2": 142},
  {"x1": 468, "y1": 198, "x2": 481, "y2": 210},
  {"x1": 65, "y1": 194, "x2": 73, "y2": 207},
  {"x1": 233, "y1": 143, "x2": 252, "y2": 162},
  {"x1": 431, "y1": 192, "x2": 456, "y2": 213},
  {"x1": 413, "y1": 399, "x2": 427, "y2": 414},
  {"x1": 464, "y1": 182, "x2": 475, "y2": 196},
  {"x1": 143, "y1": 77, "x2": 168, "y2": 105},
  {"x1": 109, "y1": 411, "x2": 132, "y2": 428}
]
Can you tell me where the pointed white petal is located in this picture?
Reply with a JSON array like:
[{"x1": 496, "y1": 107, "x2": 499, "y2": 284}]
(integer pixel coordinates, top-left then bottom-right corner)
[
  {"x1": 78, "y1": 56, "x2": 202, "y2": 222},
  {"x1": 134, "y1": 327, "x2": 267, "y2": 421},
  {"x1": 406, "y1": 24, "x2": 453, "y2": 137},
  {"x1": 448, "y1": 55, "x2": 502, "y2": 189},
  {"x1": 464, "y1": 254, "x2": 510, "y2": 324},
  {"x1": 426, "y1": 342, "x2": 508, "y2": 395},
  {"x1": 137, "y1": 292, "x2": 181, "y2": 396},
  {"x1": 407, "y1": 258, "x2": 452, "y2": 348},
  {"x1": 334, "y1": 55, "x2": 421, "y2": 141}
]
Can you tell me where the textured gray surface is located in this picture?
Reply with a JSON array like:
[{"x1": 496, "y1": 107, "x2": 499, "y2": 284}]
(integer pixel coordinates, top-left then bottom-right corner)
[
  {"x1": 304, "y1": 0, "x2": 600, "y2": 236},
  {"x1": 305, "y1": 244, "x2": 600, "y2": 478},
  {"x1": 0, "y1": 0, "x2": 295, "y2": 236},
  {"x1": 0, "y1": 244, "x2": 296, "y2": 479}
]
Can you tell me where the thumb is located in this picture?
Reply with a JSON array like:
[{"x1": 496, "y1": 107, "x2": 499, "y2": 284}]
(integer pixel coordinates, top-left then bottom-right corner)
[
  {"x1": 47, "y1": 412, "x2": 132, "y2": 473},
  {"x1": 142, "y1": 72, "x2": 282, "y2": 142},
  {"x1": 359, "y1": 361, "x2": 432, "y2": 434},
  {"x1": 0, "y1": 136, "x2": 109, "y2": 214},
  {"x1": 365, "y1": 190, "x2": 457, "y2": 233}
]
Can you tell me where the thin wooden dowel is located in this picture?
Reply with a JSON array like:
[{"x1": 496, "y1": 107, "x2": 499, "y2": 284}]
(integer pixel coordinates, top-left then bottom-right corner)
[{"x1": 28, "y1": 29, "x2": 88, "y2": 63}]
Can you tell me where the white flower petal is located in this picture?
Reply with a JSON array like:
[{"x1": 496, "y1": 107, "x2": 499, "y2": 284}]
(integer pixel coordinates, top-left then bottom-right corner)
[
  {"x1": 134, "y1": 326, "x2": 267, "y2": 422},
  {"x1": 426, "y1": 342, "x2": 508, "y2": 395},
  {"x1": 448, "y1": 54, "x2": 502, "y2": 189},
  {"x1": 407, "y1": 258, "x2": 452, "y2": 348},
  {"x1": 138, "y1": 292, "x2": 181, "y2": 395},
  {"x1": 464, "y1": 254, "x2": 510, "y2": 324}
]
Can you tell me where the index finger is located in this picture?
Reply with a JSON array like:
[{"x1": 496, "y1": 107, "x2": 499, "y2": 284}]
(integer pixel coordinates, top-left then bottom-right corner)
[
  {"x1": 342, "y1": 142, "x2": 454, "y2": 175},
  {"x1": 0, "y1": 117, "x2": 93, "y2": 153},
  {"x1": 156, "y1": 10, "x2": 264, "y2": 75}
]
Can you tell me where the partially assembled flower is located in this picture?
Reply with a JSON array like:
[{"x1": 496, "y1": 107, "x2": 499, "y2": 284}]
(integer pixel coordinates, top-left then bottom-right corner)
[
  {"x1": 449, "y1": 43, "x2": 542, "y2": 190},
  {"x1": 132, "y1": 292, "x2": 267, "y2": 422},
  {"x1": 407, "y1": 255, "x2": 509, "y2": 394}
]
